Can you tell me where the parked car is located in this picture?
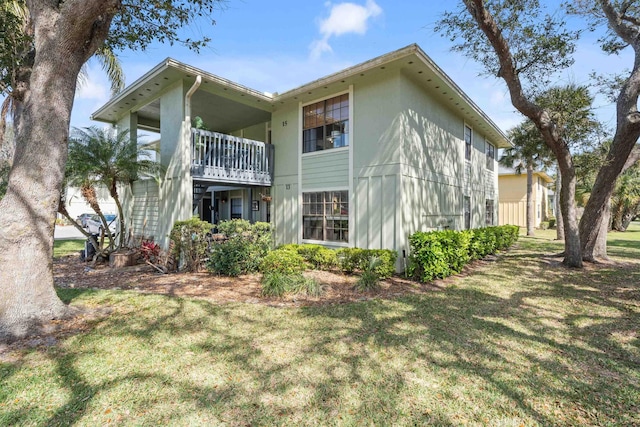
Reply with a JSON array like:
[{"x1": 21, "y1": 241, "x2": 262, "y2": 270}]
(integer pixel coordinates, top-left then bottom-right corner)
[
  {"x1": 76, "y1": 213, "x2": 93, "y2": 228},
  {"x1": 86, "y1": 214, "x2": 118, "y2": 236}
]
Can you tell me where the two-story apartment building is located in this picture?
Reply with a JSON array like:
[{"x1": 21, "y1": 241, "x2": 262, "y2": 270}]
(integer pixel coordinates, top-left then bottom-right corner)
[{"x1": 91, "y1": 44, "x2": 511, "y2": 267}]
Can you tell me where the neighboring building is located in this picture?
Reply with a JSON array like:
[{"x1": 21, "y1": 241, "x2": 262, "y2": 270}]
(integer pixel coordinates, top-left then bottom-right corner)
[
  {"x1": 91, "y1": 44, "x2": 511, "y2": 269},
  {"x1": 498, "y1": 166, "x2": 553, "y2": 228}
]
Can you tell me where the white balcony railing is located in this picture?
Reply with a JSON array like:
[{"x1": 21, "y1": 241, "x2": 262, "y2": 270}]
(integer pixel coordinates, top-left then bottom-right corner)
[{"x1": 190, "y1": 128, "x2": 274, "y2": 186}]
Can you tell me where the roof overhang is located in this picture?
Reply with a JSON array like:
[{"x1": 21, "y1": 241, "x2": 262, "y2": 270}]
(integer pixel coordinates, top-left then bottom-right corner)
[
  {"x1": 272, "y1": 44, "x2": 512, "y2": 148},
  {"x1": 91, "y1": 58, "x2": 274, "y2": 125},
  {"x1": 91, "y1": 44, "x2": 511, "y2": 148}
]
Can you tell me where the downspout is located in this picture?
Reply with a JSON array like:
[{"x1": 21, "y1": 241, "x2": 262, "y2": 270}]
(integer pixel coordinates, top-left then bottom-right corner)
[{"x1": 185, "y1": 75, "x2": 202, "y2": 122}]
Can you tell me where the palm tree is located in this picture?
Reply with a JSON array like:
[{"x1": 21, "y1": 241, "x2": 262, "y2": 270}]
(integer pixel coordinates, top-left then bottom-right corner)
[
  {"x1": 611, "y1": 164, "x2": 640, "y2": 231},
  {"x1": 501, "y1": 120, "x2": 553, "y2": 236},
  {"x1": 67, "y1": 126, "x2": 160, "y2": 250}
]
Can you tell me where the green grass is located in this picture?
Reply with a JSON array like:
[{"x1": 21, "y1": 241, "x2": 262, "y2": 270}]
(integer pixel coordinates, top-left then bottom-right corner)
[
  {"x1": 53, "y1": 239, "x2": 85, "y2": 259},
  {"x1": 3, "y1": 225, "x2": 640, "y2": 426}
]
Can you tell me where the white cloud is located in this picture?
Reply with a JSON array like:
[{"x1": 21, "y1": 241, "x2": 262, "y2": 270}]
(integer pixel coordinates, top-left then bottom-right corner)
[{"x1": 310, "y1": 0, "x2": 382, "y2": 60}]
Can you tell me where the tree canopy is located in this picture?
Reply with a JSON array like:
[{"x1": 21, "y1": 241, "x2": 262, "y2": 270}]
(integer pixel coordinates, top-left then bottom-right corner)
[
  {"x1": 437, "y1": 0, "x2": 640, "y2": 266},
  {"x1": 0, "y1": 0, "x2": 224, "y2": 338}
]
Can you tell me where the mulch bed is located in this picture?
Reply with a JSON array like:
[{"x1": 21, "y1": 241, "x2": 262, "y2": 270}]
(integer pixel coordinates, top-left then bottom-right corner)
[{"x1": 53, "y1": 256, "x2": 442, "y2": 307}]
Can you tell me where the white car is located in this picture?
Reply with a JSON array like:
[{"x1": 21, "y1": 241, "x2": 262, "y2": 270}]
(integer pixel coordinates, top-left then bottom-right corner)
[{"x1": 86, "y1": 214, "x2": 118, "y2": 236}]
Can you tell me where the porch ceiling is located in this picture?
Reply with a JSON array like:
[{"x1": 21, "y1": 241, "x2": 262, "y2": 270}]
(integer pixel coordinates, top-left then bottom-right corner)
[{"x1": 133, "y1": 90, "x2": 272, "y2": 134}]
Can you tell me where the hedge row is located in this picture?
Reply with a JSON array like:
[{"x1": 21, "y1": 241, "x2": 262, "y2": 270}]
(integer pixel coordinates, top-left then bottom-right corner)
[
  {"x1": 269, "y1": 244, "x2": 397, "y2": 279},
  {"x1": 408, "y1": 225, "x2": 519, "y2": 283}
]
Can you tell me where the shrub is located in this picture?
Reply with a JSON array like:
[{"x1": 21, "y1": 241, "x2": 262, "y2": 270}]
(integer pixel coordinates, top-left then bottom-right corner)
[
  {"x1": 539, "y1": 221, "x2": 549, "y2": 230},
  {"x1": 261, "y1": 272, "x2": 323, "y2": 298},
  {"x1": 289, "y1": 276, "x2": 324, "y2": 297},
  {"x1": 297, "y1": 244, "x2": 338, "y2": 270},
  {"x1": 261, "y1": 272, "x2": 294, "y2": 297},
  {"x1": 336, "y1": 248, "x2": 397, "y2": 278},
  {"x1": 409, "y1": 225, "x2": 519, "y2": 283},
  {"x1": 259, "y1": 248, "x2": 306, "y2": 275},
  {"x1": 355, "y1": 257, "x2": 382, "y2": 292},
  {"x1": 408, "y1": 232, "x2": 451, "y2": 282},
  {"x1": 170, "y1": 217, "x2": 213, "y2": 272},
  {"x1": 208, "y1": 219, "x2": 272, "y2": 276},
  {"x1": 548, "y1": 217, "x2": 556, "y2": 228}
]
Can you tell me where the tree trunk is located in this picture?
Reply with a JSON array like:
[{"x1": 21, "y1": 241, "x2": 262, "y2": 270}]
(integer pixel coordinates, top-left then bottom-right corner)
[
  {"x1": 0, "y1": 0, "x2": 117, "y2": 339},
  {"x1": 526, "y1": 163, "x2": 534, "y2": 236},
  {"x1": 557, "y1": 156, "x2": 582, "y2": 267},
  {"x1": 555, "y1": 169, "x2": 565, "y2": 241}
]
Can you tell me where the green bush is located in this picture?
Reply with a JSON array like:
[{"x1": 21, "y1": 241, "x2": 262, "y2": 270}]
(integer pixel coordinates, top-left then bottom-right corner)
[
  {"x1": 409, "y1": 225, "x2": 519, "y2": 283},
  {"x1": 408, "y1": 232, "x2": 452, "y2": 282},
  {"x1": 208, "y1": 219, "x2": 272, "y2": 276},
  {"x1": 259, "y1": 248, "x2": 306, "y2": 275},
  {"x1": 261, "y1": 272, "x2": 324, "y2": 298},
  {"x1": 336, "y1": 248, "x2": 397, "y2": 278},
  {"x1": 278, "y1": 244, "x2": 338, "y2": 270},
  {"x1": 261, "y1": 272, "x2": 294, "y2": 297},
  {"x1": 548, "y1": 217, "x2": 556, "y2": 228},
  {"x1": 289, "y1": 276, "x2": 324, "y2": 297},
  {"x1": 355, "y1": 257, "x2": 383, "y2": 292},
  {"x1": 169, "y1": 217, "x2": 213, "y2": 272},
  {"x1": 539, "y1": 221, "x2": 549, "y2": 230}
]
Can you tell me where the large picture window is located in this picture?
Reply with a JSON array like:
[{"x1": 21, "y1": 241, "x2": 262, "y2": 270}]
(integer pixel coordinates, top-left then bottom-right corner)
[
  {"x1": 302, "y1": 191, "x2": 349, "y2": 242},
  {"x1": 303, "y1": 94, "x2": 349, "y2": 153}
]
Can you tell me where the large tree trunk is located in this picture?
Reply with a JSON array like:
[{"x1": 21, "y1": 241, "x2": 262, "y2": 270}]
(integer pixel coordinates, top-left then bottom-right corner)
[
  {"x1": 526, "y1": 163, "x2": 534, "y2": 236},
  {"x1": 556, "y1": 153, "x2": 582, "y2": 267},
  {"x1": 555, "y1": 169, "x2": 565, "y2": 241},
  {"x1": 0, "y1": 0, "x2": 117, "y2": 339},
  {"x1": 581, "y1": 2, "x2": 640, "y2": 261}
]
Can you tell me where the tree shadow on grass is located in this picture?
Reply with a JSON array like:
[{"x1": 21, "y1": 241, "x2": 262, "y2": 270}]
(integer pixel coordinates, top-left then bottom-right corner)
[{"x1": 2, "y1": 242, "x2": 639, "y2": 425}]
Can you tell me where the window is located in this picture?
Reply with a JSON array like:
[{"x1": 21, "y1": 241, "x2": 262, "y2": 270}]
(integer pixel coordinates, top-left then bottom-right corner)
[
  {"x1": 464, "y1": 125, "x2": 472, "y2": 161},
  {"x1": 464, "y1": 196, "x2": 471, "y2": 230},
  {"x1": 302, "y1": 191, "x2": 349, "y2": 242},
  {"x1": 231, "y1": 197, "x2": 242, "y2": 219},
  {"x1": 303, "y1": 94, "x2": 349, "y2": 153},
  {"x1": 486, "y1": 141, "x2": 495, "y2": 170},
  {"x1": 485, "y1": 199, "x2": 494, "y2": 226}
]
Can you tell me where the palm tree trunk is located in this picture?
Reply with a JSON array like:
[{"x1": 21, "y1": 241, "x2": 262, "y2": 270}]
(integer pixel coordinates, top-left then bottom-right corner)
[{"x1": 526, "y1": 163, "x2": 534, "y2": 236}]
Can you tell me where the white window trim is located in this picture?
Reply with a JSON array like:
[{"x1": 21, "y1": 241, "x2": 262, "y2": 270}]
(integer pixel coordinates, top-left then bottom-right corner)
[
  {"x1": 301, "y1": 187, "x2": 350, "y2": 245},
  {"x1": 464, "y1": 123, "x2": 473, "y2": 162},
  {"x1": 298, "y1": 87, "x2": 354, "y2": 245}
]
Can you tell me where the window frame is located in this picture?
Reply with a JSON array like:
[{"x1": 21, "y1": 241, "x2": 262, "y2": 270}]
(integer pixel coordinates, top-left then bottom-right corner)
[
  {"x1": 302, "y1": 190, "x2": 349, "y2": 244},
  {"x1": 464, "y1": 196, "x2": 471, "y2": 230},
  {"x1": 485, "y1": 199, "x2": 494, "y2": 226},
  {"x1": 485, "y1": 140, "x2": 495, "y2": 170},
  {"x1": 464, "y1": 125, "x2": 472, "y2": 161},
  {"x1": 302, "y1": 93, "x2": 350, "y2": 154}
]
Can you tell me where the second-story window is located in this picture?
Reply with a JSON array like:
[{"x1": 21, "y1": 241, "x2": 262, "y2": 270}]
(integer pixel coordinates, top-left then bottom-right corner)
[
  {"x1": 464, "y1": 125, "x2": 472, "y2": 161},
  {"x1": 485, "y1": 141, "x2": 495, "y2": 170},
  {"x1": 303, "y1": 94, "x2": 349, "y2": 153}
]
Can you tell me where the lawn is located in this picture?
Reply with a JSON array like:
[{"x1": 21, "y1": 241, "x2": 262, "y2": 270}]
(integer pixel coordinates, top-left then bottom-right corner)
[
  {"x1": 53, "y1": 239, "x2": 85, "y2": 259},
  {"x1": 2, "y1": 225, "x2": 639, "y2": 426}
]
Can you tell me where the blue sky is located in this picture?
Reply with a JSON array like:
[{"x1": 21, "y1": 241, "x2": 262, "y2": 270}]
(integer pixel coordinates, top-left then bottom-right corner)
[{"x1": 73, "y1": 0, "x2": 632, "y2": 134}]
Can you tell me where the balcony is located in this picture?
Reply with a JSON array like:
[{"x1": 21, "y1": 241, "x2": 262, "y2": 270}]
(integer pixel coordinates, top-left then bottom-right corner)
[{"x1": 190, "y1": 128, "x2": 274, "y2": 186}]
